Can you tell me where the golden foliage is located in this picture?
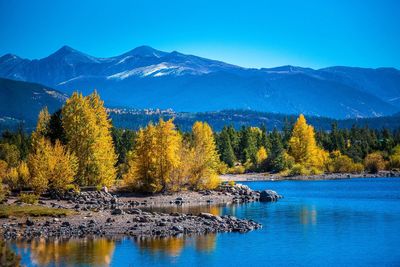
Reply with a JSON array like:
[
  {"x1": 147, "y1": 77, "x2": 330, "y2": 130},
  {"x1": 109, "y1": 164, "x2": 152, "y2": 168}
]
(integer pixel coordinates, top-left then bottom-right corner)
[
  {"x1": 0, "y1": 160, "x2": 7, "y2": 180},
  {"x1": 327, "y1": 151, "x2": 364, "y2": 173},
  {"x1": 28, "y1": 137, "x2": 77, "y2": 194},
  {"x1": 288, "y1": 114, "x2": 327, "y2": 174},
  {"x1": 364, "y1": 152, "x2": 386, "y2": 173},
  {"x1": 256, "y1": 146, "x2": 268, "y2": 164},
  {"x1": 390, "y1": 145, "x2": 400, "y2": 168},
  {"x1": 124, "y1": 120, "x2": 223, "y2": 192},
  {"x1": 31, "y1": 107, "x2": 51, "y2": 148},
  {"x1": 188, "y1": 121, "x2": 222, "y2": 190},
  {"x1": 62, "y1": 91, "x2": 117, "y2": 187},
  {"x1": 124, "y1": 119, "x2": 182, "y2": 193},
  {"x1": 0, "y1": 143, "x2": 20, "y2": 168}
]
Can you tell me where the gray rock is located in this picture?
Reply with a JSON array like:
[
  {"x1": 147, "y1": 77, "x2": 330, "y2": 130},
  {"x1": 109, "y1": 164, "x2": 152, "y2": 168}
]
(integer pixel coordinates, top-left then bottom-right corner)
[
  {"x1": 26, "y1": 218, "x2": 34, "y2": 226},
  {"x1": 259, "y1": 190, "x2": 281, "y2": 202},
  {"x1": 111, "y1": 208, "x2": 124, "y2": 215},
  {"x1": 171, "y1": 225, "x2": 184, "y2": 232}
]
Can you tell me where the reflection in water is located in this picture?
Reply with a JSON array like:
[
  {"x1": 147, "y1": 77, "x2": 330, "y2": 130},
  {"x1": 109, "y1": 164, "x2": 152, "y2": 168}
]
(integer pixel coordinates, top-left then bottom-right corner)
[
  {"x1": 15, "y1": 238, "x2": 116, "y2": 266},
  {"x1": 300, "y1": 206, "x2": 317, "y2": 225},
  {"x1": 194, "y1": 234, "x2": 216, "y2": 252},
  {"x1": 136, "y1": 236, "x2": 185, "y2": 257},
  {"x1": 144, "y1": 203, "x2": 224, "y2": 216},
  {"x1": 135, "y1": 234, "x2": 217, "y2": 257}
]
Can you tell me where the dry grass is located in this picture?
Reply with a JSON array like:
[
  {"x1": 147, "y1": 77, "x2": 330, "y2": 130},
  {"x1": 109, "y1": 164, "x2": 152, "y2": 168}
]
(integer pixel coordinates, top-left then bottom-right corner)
[{"x1": 0, "y1": 205, "x2": 74, "y2": 218}]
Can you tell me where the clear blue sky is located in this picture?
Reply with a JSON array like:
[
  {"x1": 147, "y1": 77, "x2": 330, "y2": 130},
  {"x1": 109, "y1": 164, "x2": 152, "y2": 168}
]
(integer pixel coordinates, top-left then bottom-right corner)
[{"x1": 0, "y1": 0, "x2": 399, "y2": 69}]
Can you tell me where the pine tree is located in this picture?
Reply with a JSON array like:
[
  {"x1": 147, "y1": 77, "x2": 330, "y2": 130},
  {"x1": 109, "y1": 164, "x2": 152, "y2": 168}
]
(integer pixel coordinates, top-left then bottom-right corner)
[
  {"x1": 218, "y1": 127, "x2": 236, "y2": 167},
  {"x1": 268, "y1": 129, "x2": 287, "y2": 172}
]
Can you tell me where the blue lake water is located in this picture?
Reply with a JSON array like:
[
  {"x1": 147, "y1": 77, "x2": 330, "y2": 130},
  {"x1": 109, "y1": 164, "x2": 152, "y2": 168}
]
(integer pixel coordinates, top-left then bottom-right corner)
[{"x1": 12, "y1": 178, "x2": 400, "y2": 266}]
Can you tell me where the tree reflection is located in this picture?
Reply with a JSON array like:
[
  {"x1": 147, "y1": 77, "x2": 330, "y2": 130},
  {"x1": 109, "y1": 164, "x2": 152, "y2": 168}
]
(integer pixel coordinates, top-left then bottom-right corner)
[
  {"x1": 136, "y1": 236, "x2": 186, "y2": 257},
  {"x1": 15, "y1": 238, "x2": 115, "y2": 266},
  {"x1": 300, "y1": 206, "x2": 317, "y2": 225},
  {"x1": 136, "y1": 233, "x2": 217, "y2": 257},
  {"x1": 195, "y1": 234, "x2": 216, "y2": 252}
]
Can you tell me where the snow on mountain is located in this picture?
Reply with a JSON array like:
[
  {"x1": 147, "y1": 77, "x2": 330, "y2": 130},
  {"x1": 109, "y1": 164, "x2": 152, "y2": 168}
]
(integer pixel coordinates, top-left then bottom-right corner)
[{"x1": 0, "y1": 45, "x2": 399, "y2": 119}]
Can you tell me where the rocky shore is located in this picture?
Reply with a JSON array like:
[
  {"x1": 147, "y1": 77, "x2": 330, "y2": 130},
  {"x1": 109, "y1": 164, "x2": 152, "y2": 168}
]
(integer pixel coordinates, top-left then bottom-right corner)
[
  {"x1": 1, "y1": 184, "x2": 282, "y2": 241},
  {"x1": 221, "y1": 170, "x2": 400, "y2": 182}
]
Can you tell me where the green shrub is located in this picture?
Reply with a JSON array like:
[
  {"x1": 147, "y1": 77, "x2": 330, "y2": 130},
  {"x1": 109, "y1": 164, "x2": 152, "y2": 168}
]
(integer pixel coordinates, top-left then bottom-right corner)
[{"x1": 18, "y1": 193, "x2": 39, "y2": 204}]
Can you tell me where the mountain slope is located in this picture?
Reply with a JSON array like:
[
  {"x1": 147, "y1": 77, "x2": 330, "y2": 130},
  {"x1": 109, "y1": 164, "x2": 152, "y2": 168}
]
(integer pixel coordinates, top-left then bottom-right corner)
[
  {"x1": 0, "y1": 78, "x2": 67, "y2": 125},
  {"x1": 0, "y1": 46, "x2": 399, "y2": 119}
]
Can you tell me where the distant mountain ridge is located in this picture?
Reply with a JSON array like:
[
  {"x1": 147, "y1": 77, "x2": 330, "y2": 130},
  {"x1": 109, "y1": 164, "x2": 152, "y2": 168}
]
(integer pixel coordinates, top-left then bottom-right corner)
[
  {"x1": 1, "y1": 45, "x2": 399, "y2": 119},
  {"x1": 0, "y1": 77, "x2": 399, "y2": 132},
  {"x1": 0, "y1": 78, "x2": 67, "y2": 126}
]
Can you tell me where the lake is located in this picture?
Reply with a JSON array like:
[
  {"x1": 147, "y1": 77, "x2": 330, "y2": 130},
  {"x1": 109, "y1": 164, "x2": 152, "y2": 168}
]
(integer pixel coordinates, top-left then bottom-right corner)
[{"x1": 12, "y1": 178, "x2": 400, "y2": 266}]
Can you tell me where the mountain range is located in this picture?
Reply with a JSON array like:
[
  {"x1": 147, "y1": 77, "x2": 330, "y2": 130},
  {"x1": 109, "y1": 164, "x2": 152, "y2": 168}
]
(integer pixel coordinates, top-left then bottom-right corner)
[
  {"x1": 0, "y1": 78, "x2": 67, "y2": 127},
  {"x1": 1, "y1": 45, "x2": 400, "y2": 119}
]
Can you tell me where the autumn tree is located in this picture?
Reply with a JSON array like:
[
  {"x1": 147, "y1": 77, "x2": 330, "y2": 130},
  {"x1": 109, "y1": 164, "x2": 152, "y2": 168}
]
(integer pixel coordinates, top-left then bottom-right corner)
[
  {"x1": 364, "y1": 152, "x2": 386, "y2": 173},
  {"x1": 288, "y1": 114, "x2": 328, "y2": 174},
  {"x1": 123, "y1": 123, "x2": 156, "y2": 192},
  {"x1": 28, "y1": 137, "x2": 77, "y2": 194},
  {"x1": 189, "y1": 122, "x2": 221, "y2": 190},
  {"x1": 327, "y1": 150, "x2": 364, "y2": 173},
  {"x1": 123, "y1": 119, "x2": 182, "y2": 193},
  {"x1": 62, "y1": 92, "x2": 117, "y2": 187},
  {"x1": 390, "y1": 145, "x2": 400, "y2": 168},
  {"x1": 0, "y1": 143, "x2": 20, "y2": 168},
  {"x1": 31, "y1": 107, "x2": 51, "y2": 148},
  {"x1": 256, "y1": 146, "x2": 268, "y2": 170}
]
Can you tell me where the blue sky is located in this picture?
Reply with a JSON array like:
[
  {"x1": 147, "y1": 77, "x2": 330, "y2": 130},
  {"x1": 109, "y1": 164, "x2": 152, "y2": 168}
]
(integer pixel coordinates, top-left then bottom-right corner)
[{"x1": 0, "y1": 0, "x2": 399, "y2": 69}]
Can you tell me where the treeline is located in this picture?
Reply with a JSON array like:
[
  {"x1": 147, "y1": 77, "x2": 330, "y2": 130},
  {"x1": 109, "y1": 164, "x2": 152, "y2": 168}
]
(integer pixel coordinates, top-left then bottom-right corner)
[
  {"x1": 109, "y1": 109, "x2": 400, "y2": 132},
  {"x1": 215, "y1": 116, "x2": 400, "y2": 175},
  {"x1": 1, "y1": 92, "x2": 400, "y2": 201},
  {"x1": 0, "y1": 92, "x2": 223, "y2": 200}
]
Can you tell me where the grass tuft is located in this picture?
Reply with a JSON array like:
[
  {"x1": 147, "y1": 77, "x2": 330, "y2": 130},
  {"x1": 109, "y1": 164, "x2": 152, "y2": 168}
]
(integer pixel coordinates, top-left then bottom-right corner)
[{"x1": 0, "y1": 205, "x2": 74, "y2": 218}]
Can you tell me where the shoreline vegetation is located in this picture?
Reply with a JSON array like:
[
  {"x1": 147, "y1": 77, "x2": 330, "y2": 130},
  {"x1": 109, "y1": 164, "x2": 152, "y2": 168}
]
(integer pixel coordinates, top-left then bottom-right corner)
[{"x1": 0, "y1": 90, "x2": 399, "y2": 246}]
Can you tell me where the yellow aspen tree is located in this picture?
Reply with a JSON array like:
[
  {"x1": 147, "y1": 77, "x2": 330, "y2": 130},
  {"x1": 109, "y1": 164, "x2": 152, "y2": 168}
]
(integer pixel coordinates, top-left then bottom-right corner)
[
  {"x1": 31, "y1": 107, "x2": 51, "y2": 149},
  {"x1": 87, "y1": 91, "x2": 117, "y2": 187},
  {"x1": 48, "y1": 140, "x2": 78, "y2": 192},
  {"x1": 288, "y1": 114, "x2": 327, "y2": 174},
  {"x1": 62, "y1": 91, "x2": 116, "y2": 187},
  {"x1": 5, "y1": 167, "x2": 19, "y2": 190},
  {"x1": 154, "y1": 119, "x2": 182, "y2": 191},
  {"x1": 17, "y1": 161, "x2": 30, "y2": 189},
  {"x1": 189, "y1": 121, "x2": 221, "y2": 190},
  {"x1": 0, "y1": 160, "x2": 7, "y2": 179},
  {"x1": 27, "y1": 137, "x2": 51, "y2": 194},
  {"x1": 256, "y1": 146, "x2": 268, "y2": 165},
  {"x1": 123, "y1": 123, "x2": 158, "y2": 192},
  {"x1": 123, "y1": 119, "x2": 182, "y2": 193},
  {"x1": 28, "y1": 137, "x2": 77, "y2": 194}
]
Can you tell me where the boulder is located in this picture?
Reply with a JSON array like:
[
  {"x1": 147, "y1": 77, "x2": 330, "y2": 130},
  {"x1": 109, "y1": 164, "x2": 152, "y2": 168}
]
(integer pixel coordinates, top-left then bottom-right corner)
[
  {"x1": 111, "y1": 208, "x2": 124, "y2": 215},
  {"x1": 259, "y1": 190, "x2": 281, "y2": 202}
]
